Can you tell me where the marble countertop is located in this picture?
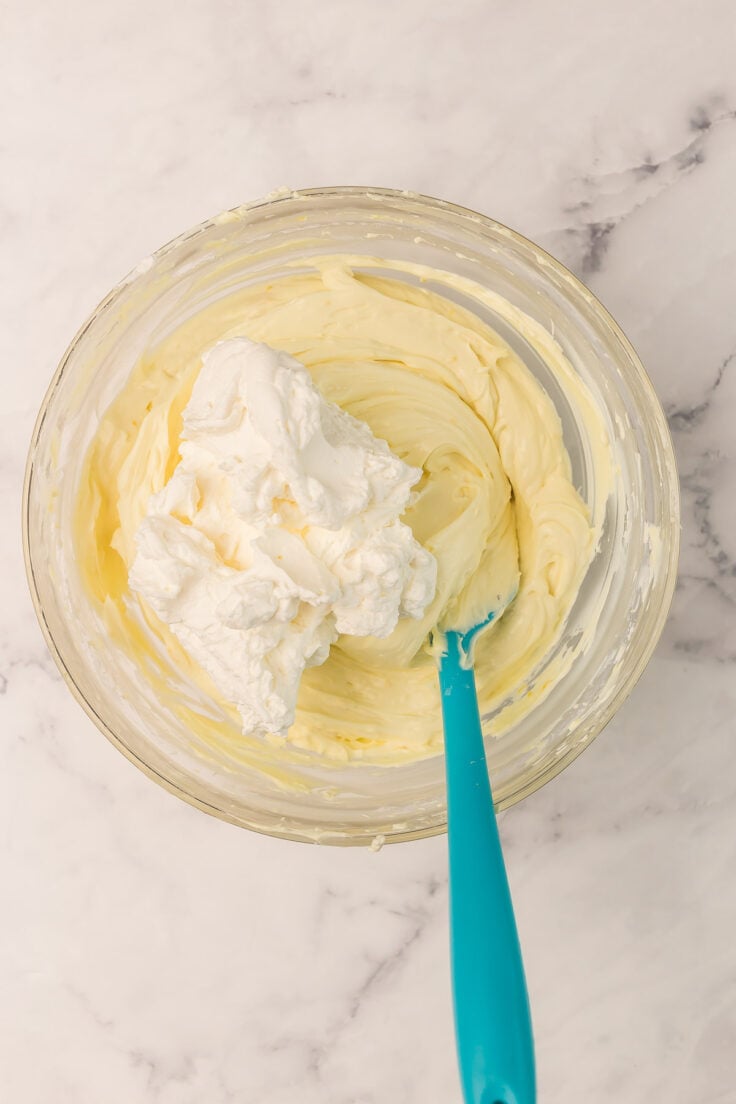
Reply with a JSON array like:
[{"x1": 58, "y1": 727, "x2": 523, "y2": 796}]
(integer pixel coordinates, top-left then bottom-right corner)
[{"x1": 3, "y1": 1, "x2": 735, "y2": 1101}]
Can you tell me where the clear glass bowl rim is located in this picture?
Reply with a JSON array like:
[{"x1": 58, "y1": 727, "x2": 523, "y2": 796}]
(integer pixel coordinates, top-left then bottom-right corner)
[{"x1": 22, "y1": 185, "x2": 680, "y2": 845}]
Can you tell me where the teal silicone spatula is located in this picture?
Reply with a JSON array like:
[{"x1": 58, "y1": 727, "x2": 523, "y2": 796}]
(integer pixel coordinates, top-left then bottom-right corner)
[{"x1": 438, "y1": 612, "x2": 536, "y2": 1104}]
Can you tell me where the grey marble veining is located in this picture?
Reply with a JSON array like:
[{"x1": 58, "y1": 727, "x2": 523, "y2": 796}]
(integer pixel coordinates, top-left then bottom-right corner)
[{"x1": 2, "y1": 1, "x2": 735, "y2": 1101}]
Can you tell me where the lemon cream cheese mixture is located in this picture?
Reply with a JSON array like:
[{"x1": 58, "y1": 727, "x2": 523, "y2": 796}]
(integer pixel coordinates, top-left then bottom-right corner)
[{"x1": 75, "y1": 257, "x2": 609, "y2": 765}]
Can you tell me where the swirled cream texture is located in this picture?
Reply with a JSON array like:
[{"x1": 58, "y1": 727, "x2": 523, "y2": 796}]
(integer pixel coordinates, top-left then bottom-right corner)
[
  {"x1": 75, "y1": 259, "x2": 608, "y2": 765},
  {"x1": 128, "y1": 337, "x2": 437, "y2": 738}
]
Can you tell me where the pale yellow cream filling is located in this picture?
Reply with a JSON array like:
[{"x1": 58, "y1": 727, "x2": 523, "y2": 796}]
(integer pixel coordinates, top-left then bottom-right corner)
[{"x1": 75, "y1": 258, "x2": 608, "y2": 766}]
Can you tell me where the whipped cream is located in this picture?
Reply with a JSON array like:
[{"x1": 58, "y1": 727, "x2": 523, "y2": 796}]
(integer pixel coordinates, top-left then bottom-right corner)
[{"x1": 128, "y1": 338, "x2": 437, "y2": 738}]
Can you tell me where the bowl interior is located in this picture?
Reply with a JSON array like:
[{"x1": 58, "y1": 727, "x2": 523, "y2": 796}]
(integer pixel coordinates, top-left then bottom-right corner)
[{"x1": 24, "y1": 188, "x2": 679, "y2": 844}]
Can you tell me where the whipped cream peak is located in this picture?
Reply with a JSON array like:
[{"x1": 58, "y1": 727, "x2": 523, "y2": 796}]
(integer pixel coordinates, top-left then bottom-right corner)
[
  {"x1": 183, "y1": 338, "x2": 417, "y2": 531},
  {"x1": 129, "y1": 337, "x2": 437, "y2": 738}
]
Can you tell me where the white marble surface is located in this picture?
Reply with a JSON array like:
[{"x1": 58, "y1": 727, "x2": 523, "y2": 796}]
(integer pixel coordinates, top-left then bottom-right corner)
[{"x1": 3, "y1": 1, "x2": 736, "y2": 1100}]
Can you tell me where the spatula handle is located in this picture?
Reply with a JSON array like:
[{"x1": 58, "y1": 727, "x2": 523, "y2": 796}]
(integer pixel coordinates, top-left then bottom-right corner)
[{"x1": 439, "y1": 630, "x2": 536, "y2": 1104}]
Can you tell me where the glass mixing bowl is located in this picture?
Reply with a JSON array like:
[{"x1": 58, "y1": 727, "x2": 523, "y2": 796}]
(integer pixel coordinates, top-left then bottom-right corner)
[{"x1": 23, "y1": 187, "x2": 679, "y2": 845}]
